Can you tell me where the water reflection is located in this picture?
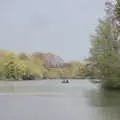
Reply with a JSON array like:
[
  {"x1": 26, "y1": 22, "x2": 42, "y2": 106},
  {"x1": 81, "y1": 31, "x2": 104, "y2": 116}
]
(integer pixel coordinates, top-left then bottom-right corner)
[
  {"x1": 85, "y1": 85, "x2": 120, "y2": 120},
  {"x1": 0, "y1": 80, "x2": 120, "y2": 120}
]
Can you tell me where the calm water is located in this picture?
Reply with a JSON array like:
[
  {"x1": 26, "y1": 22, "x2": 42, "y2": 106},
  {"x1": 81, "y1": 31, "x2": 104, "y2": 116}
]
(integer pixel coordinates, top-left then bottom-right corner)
[{"x1": 0, "y1": 80, "x2": 120, "y2": 120}]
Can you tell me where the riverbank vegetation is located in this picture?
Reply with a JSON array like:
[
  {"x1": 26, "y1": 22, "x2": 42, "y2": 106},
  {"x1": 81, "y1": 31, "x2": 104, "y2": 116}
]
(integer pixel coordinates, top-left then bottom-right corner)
[
  {"x1": 0, "y1": 49, "x2": 92, "y2": 80},
  {"x1": 89, "y1": 0, "x2": 120, "y2": 89}
]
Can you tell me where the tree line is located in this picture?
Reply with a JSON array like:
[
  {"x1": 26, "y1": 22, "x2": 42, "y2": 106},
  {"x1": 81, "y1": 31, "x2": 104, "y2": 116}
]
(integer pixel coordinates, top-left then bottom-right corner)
[{"x1": 0, "y1": 49, "x2": 92, "y2": 80}]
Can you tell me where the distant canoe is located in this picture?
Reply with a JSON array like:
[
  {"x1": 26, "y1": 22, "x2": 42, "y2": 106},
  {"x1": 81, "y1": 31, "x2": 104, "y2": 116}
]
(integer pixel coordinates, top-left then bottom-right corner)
[{"x1": 61, "y1": 80, "x2": 69, "y2": 84}]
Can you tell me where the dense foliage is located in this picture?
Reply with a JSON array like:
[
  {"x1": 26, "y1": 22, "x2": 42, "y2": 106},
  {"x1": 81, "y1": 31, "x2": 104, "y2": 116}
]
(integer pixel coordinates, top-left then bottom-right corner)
[
  {"x1": 89, "y1": 0, "x2": 120, "y2": 89},
  {"x1": 0, "y1": 49, "x2": 89, "y2": 80}
]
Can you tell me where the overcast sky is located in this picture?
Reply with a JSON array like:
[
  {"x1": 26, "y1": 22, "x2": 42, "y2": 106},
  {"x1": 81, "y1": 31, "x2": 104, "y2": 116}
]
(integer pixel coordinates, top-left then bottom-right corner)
[{"x1": 0, "y1": 0, "x2": 105, "y2": 61}]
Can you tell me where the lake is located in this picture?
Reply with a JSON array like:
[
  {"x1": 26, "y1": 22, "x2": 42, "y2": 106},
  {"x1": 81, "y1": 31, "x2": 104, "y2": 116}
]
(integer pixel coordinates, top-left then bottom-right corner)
[{"x1": 0, "y1": 79, "x2": 120, "y2": 120}]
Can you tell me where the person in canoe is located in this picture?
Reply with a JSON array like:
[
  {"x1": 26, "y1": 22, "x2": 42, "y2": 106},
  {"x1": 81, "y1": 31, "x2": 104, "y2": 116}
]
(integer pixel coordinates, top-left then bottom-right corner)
[{"x1": 61, "y1": 79, "x2": 69, "y2": 83}]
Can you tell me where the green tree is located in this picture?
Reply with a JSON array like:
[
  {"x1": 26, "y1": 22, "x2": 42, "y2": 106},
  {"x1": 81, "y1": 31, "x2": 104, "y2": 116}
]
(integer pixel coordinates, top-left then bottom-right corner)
[
  {"x1": 4, "y1": 53, "x2": 26, "y2": 80},
  {"x1": 89, "y1": 17, "x2": 120, "y2": 88}
]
